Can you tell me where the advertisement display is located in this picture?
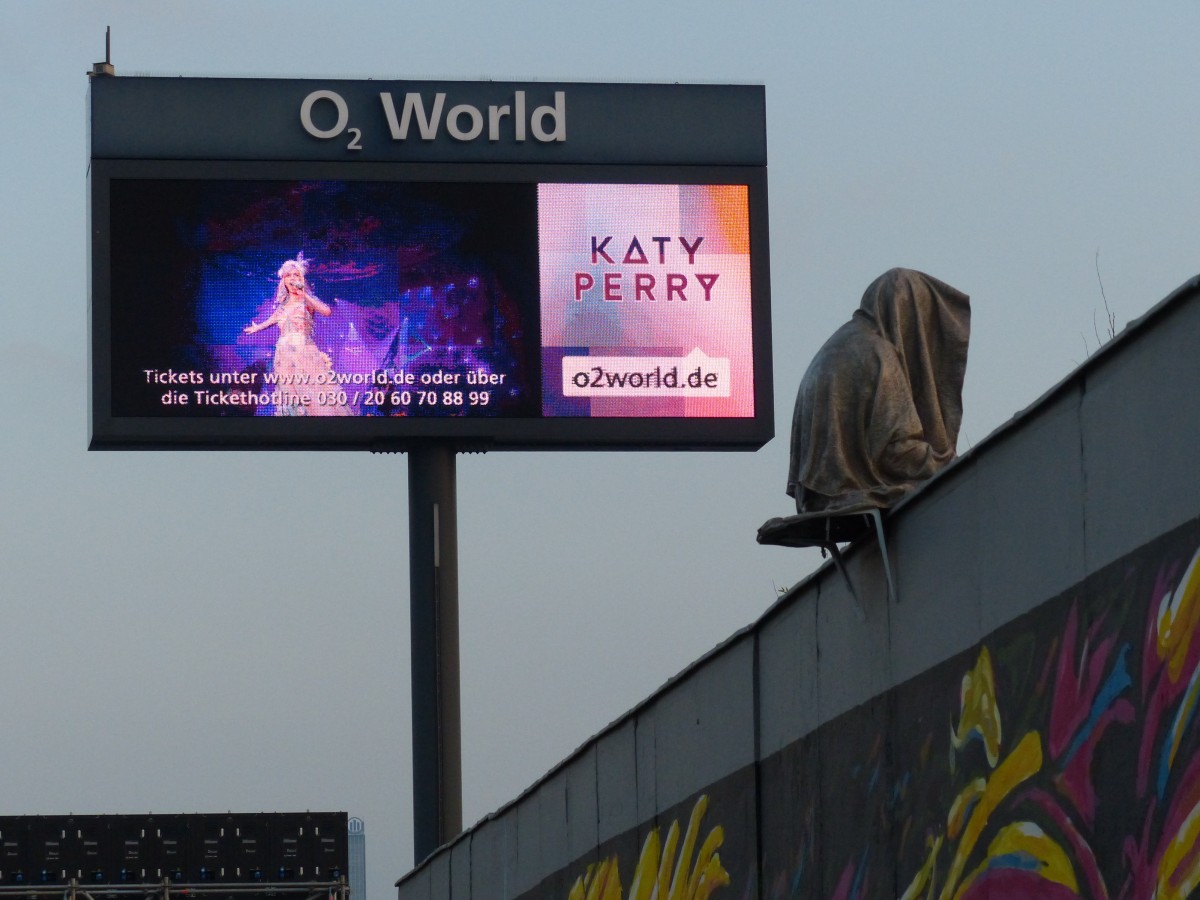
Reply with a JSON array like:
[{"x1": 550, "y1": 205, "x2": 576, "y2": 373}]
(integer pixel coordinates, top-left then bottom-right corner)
[
  {"x1": 89, "y1": 79, "x2": 770, "y2": 449},
  {"x1": 539, "y1": 182, "x2": 753, "y2": 419},
  {"x1": 106, "y1": 174, "x2": 540, "y2": 421}
]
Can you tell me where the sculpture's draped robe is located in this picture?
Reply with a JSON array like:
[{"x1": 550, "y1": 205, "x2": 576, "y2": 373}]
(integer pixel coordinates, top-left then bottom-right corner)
[{"x1": 787, "y1": 268, "x2": 970, "y2": 513}]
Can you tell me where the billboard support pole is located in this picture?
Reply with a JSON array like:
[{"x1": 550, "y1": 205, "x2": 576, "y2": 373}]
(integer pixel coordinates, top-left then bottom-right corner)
[{"x1": 408, "y1": 442, "x2": 463, "y2": 863}]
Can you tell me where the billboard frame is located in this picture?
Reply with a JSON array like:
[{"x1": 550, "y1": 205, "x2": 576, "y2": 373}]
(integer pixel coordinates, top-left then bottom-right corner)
[
  {"x1": 88, "y1": 75, "x2": 772, "y2": 859},
  {"x1": 88, "y1": 78, "x2": 772, "y2": 452}
]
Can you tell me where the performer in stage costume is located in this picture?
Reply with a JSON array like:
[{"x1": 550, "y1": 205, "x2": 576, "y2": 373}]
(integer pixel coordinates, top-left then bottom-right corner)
[{"x1": 244, "y1": 254, "x2": 353, "y2": 416}]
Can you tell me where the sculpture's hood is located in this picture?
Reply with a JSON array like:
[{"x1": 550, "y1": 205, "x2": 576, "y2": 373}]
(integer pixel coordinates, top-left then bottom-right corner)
[{"x1": 855, "y1": 268, "x2": 971, "y2": 460}]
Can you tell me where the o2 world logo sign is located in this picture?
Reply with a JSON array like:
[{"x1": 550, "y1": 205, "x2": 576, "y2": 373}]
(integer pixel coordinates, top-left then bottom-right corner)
[{"x1": 299, "y1": 89, "x2": 567, "y2": 151}]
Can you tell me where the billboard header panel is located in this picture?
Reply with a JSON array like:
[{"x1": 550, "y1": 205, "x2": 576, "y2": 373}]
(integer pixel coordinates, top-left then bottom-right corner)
[
  {"x1": 89, "y1": 78, "x2": 771, "y2": 451},
  {"x1": 89, "y1": 77, "x2": 767, "y2": 166}
]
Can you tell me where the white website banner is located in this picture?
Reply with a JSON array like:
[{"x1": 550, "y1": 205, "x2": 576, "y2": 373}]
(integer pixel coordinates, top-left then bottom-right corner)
[{"x1": 561, "y1": 348, "x2": 731, "y2": 398}]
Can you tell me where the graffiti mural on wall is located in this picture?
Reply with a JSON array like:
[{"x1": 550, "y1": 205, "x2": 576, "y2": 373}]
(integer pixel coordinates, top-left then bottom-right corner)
[
  {"x1": 544, "y1": 519, "x2": 1200, "y2": 900},
  {"x1": 567, "y1": 796, "x2": 732, "y2": 900},
  {"x1": 761, "y1": 518, "x2": 1200, "y2": 899},
  {"x1": 545, "y1": 766, "x2": 756, "y2": 900}
]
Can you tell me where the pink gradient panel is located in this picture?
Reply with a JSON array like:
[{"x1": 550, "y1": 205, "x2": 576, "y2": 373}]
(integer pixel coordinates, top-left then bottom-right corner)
[{"x1": 538, "y1": 183, "x2": 754, "y2": 418}]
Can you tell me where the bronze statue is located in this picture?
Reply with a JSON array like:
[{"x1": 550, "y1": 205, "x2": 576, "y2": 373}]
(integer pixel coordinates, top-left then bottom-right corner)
[{"x1": 787, "y1": 268, "x2": 970, "y2": 514}]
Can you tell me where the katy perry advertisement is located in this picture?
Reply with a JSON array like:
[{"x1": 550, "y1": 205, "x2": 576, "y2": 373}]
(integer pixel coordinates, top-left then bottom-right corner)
[
  {"x1": 109, "y1": 179, "x2": 540, "y2": 419},
  {"x1": 538, "y1": 183, "x2": 754, "y2": 418},
  {"x1": 104, "y1": 176, "x2": 758, "y2": 427}
]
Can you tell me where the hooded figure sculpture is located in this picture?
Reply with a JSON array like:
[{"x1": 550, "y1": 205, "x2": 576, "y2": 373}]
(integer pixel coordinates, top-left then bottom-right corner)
[{"x1": 787, "y1": 268, "x2": 970, "y2": 514}]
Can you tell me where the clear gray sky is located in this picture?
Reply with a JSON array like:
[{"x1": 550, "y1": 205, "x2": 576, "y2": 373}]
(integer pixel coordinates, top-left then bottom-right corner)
[{"x1": 2, "y1": 4, "x2": 1198, "y2": 900}]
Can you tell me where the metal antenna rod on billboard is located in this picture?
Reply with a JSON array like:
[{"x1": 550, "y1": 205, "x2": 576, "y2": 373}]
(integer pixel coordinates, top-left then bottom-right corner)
[{"x1": 407, "y1": 443, "x2": 462, "y2": 862}]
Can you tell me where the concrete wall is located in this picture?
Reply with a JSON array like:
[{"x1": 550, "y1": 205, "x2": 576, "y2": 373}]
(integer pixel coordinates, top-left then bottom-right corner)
[{"x1": 397, "y1": 274, "x2": 1200, "y2": 900}]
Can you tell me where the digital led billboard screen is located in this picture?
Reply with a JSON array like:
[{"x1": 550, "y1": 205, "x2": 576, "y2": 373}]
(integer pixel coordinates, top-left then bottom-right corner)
[{"x1": 89, "y1": 79, "x2": 770, "y2": 449}]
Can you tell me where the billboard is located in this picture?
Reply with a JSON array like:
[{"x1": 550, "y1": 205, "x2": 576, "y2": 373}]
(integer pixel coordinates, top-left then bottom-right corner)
[{"x1": 89, "y1": 78, "x2": 771, "y2": 449}]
